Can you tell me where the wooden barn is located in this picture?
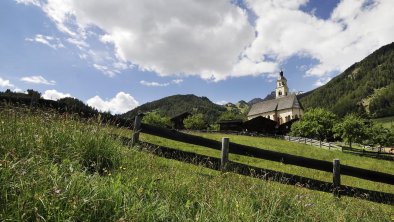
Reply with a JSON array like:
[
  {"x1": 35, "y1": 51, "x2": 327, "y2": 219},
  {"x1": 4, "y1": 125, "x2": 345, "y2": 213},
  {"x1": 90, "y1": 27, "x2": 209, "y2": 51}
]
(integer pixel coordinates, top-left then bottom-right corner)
[
  {"x1": 170, "y1": 112, "x2": 192, "y2": 129},
  {"x1": 277, "y1": 118, "x2": 299, "y2": 135},
  {"x1": 242, "y1": 116, "x2": 277, "y2": 133},
  {"x1": 218, "y1": 119, "x2": 243, "y2": 131}
]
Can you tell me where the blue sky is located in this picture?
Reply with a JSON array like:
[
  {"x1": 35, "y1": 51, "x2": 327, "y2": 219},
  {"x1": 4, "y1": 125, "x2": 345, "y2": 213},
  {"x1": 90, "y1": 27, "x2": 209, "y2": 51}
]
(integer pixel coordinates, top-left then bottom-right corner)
[{"x1": 1, "y1": 0, "x2": 393, "y2": 114}]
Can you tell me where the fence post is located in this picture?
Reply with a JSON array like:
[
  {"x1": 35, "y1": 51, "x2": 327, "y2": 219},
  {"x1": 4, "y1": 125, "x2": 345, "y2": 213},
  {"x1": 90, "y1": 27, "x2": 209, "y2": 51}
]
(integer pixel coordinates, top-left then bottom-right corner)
[
  {"x1": 131, "y1": 114, "x2": 143, "y2": 147},
  {"x1": 221, "y1": 137, "x2": 229, "y2": 171},
  {"x1": 304, "y1": 138, "x2": 307, "y2": 144},
  {"x1": 328, "y1": 143, "x2": 331, "y2": 150},
  {"x1": 333, "y1": 159, "x2": 341, "y2": 197},
  {"x1": 320, "y1": 140, "x2": 322, "y2": 148}
]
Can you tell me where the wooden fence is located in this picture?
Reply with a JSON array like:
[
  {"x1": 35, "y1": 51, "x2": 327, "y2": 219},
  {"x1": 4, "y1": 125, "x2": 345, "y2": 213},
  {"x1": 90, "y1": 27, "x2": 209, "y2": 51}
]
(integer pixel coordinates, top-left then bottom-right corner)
[
  {"x1": 130, "y1": 117, "x2": 394, "y2": 204},
  {"x1": 284, "y1": 135, "x2": 342, "y2": 150}
]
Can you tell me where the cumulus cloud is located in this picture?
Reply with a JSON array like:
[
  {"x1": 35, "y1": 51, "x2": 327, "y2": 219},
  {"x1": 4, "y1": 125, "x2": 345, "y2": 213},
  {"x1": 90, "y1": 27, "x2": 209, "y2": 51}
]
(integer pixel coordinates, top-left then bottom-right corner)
[
  {"x1": 18, "y1": 0, "x2": 394, "y2": 81},
  {"x1": 42, "y1": 89, "x2": 71, "y2": 100},
  {"x1": 86, "y1": 92, "x2": 139, "y2": 114},
  {"x1": 0, "y1": 78, "x2": 15, "y2": 88},
  {"x1": 19, "y1": 0, "x2": 275, "y2": 81},
  {"x1": 20, "y1": 75, "x2": 56, "y2": 85},
  {"x1": 25, "y1": 34, "x2": 64, "y2": 49},
  {"x1": 244, "y1": 0, "x2": 394, "y2": 77}
]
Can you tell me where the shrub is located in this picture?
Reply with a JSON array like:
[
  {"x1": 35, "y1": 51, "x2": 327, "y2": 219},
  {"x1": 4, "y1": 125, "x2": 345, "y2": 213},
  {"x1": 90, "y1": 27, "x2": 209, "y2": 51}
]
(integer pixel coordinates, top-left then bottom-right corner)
[
  {"x1": 183, "y1": 113, "x2": 206, "y2": 130},
  {"x1": 142, "y1": 112, "x2": 171, "y2": 128}
]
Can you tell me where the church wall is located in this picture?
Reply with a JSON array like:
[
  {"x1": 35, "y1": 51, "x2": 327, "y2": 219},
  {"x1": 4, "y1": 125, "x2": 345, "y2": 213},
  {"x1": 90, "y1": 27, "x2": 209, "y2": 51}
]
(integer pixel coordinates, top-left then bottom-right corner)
[
  {"x1": 248, "y1": 108, "x2": 304, "y2": 123},
  {"x1": 277, "y1": 108, "x2": 303, "y2": 124}
]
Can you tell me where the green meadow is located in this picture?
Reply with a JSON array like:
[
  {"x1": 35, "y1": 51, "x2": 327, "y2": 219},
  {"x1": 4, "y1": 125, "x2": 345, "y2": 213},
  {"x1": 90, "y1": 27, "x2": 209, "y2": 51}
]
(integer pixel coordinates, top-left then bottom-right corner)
[{"x1": 1, "y1": 108, "x2": 393, "y2": 221}]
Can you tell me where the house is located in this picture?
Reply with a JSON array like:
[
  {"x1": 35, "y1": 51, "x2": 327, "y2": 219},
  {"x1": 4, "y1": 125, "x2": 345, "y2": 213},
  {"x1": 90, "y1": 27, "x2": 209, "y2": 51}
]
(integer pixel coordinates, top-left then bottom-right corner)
[
  {"x1": 170, "y1": 112, "x2": 192, "y2": 129},
  {"x1": 247, "y1": 71, "x2": 304, "y2": 124}
]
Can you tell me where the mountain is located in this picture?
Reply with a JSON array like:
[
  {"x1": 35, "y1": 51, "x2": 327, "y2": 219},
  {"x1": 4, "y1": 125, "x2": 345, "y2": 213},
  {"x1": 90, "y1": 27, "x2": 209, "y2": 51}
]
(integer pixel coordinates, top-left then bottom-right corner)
[
  {"x1": 121, "y1": 94, "x2": 227, "y2": 123},
  {"x1": 248, "y1": 91, "x2": 276, "y2": 105},
  {"x1": 300, "y1": 42, "x2": 394, "y2": 117}
]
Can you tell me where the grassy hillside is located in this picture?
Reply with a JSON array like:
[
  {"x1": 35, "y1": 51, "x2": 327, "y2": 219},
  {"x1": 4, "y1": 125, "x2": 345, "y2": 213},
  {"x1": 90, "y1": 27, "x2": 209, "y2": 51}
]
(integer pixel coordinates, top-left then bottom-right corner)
[
  {"x1": 122, "y1": 94, "x2": 226, "y2": 123},
  {"x1": 373, "y1": 116, "x2": 394, "y2": 129},
  {"x1": 139, "y1": 132, "x2": 394, "y2": 194},
  {"x1": 300, "y1": 42, "x2": 394, "y2": 117},
  {"x1": 1, "y1": 108, "x2": 393, "y2": 221}
]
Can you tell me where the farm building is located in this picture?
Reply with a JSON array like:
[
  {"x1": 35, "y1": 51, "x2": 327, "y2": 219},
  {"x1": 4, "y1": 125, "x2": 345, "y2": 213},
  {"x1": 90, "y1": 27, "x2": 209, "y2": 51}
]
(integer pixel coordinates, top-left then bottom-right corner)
[
  {"x1": 243, "y1": 116, "x2": 277, "y2": 133},
  {"x1": 218, "y1": 119, "x2": 243, "y2": 131},
  {"x1": 248, "y1": 71, "x2": 304, "y2": 124},
  {"x1": 170, "y1": 112, "x2": 192, "y2": 129}
]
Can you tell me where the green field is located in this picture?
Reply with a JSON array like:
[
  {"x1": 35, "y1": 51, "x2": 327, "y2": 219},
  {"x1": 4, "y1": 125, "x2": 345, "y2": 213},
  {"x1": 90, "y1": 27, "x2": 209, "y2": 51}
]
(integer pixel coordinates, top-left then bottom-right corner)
[
  {"x1": 1, "y1": 108, "x2": 394, "y2": 221},
  {"x1": 373, "y1": 116, "x2": 394, "y2": 129}
]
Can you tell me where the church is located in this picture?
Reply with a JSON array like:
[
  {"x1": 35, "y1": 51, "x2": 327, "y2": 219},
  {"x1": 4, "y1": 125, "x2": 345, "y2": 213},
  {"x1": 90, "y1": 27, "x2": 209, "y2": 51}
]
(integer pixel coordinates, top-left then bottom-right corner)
[{"x1": 247, "y1": 71, "x2": 304, "y2": 124}]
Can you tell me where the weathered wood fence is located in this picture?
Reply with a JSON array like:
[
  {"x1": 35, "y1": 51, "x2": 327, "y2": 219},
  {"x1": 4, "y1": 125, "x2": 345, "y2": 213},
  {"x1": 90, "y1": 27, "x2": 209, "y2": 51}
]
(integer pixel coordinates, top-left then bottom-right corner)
[
  {"x1": 130, "y1": 117, "x2": 394, "y2": 204},
  {"x1": 284, "y1": 135, "x2": 342, "y2": 150}
]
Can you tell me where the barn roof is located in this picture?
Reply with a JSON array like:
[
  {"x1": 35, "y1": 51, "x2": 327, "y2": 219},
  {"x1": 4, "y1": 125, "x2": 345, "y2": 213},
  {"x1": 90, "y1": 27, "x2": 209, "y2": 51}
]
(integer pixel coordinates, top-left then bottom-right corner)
[{"x1": 248, "y1": 94, "x2": 303, "y2": 116}]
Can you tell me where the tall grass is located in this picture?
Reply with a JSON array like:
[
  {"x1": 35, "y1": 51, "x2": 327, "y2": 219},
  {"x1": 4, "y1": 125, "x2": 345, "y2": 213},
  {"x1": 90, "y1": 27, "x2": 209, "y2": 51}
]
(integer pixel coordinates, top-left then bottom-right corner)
[{"x1": 1, "y1": 108, "x2": 393, "y2": 221}]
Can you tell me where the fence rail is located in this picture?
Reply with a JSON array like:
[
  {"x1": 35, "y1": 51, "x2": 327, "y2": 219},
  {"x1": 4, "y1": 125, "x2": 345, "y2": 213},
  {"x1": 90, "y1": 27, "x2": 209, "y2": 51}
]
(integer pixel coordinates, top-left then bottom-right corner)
[
  {"x1": 116, "y1": 137, "x2": 394, "y2": 205},
  {"x1": 284, "y1": 135, "x2": 342, "y2": 150},
  {"x1": 139, "y1": 123, "x2": 394, "y2": 186}
]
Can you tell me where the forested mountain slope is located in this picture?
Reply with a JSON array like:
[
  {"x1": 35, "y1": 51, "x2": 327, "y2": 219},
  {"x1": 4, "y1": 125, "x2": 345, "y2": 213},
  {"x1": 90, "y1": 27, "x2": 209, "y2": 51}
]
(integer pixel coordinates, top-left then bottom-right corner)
[
  {"x1": 121, "y1": 94, "x2": 226, "y2": 123},
  {"x1": 300, "y1": 42, "x2": 394, "y2": 117}
]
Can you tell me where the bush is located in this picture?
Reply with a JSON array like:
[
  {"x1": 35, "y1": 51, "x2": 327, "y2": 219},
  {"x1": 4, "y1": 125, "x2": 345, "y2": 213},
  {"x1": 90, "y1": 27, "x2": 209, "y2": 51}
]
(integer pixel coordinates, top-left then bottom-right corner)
[
  {"x1": 183, "y1": 113, "x2": 206, "y2": 130},
  {"x1": 142, "y1": 112, "x2": 171, "y2": 128},
  {"x1": 290, "y1": 108, "x2": 337, "y2": 141},
  {"x1": 334, "y1": 114, "x2": 367, "y2": 148}
]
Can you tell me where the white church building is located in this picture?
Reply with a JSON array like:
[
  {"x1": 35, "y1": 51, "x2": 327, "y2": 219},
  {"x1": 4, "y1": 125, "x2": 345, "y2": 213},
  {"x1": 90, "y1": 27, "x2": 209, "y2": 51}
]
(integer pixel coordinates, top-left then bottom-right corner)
[{"x1": 247, "y1": 71, "x2": 304, "y2": 124}]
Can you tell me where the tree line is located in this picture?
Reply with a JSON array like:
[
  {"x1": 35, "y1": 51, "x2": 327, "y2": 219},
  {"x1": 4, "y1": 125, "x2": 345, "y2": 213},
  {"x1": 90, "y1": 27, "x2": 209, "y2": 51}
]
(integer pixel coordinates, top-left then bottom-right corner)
[{"x1": 291, "y1": 108, "x2": 394, "y2": 148}]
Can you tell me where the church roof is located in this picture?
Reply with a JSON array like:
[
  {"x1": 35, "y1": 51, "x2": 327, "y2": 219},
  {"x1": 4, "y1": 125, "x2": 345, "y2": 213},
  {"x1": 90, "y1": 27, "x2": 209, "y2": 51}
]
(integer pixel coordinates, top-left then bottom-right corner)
[{"x1": 248, "y1": 94, "x2": 303, "y2": 117}]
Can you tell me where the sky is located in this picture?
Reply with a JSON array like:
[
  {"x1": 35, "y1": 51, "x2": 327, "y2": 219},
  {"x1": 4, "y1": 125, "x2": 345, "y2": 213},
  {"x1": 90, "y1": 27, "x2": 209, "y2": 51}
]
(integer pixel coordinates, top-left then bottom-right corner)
[{"x1": 1, "y1": 0, "x2": 394, "y2": 114}]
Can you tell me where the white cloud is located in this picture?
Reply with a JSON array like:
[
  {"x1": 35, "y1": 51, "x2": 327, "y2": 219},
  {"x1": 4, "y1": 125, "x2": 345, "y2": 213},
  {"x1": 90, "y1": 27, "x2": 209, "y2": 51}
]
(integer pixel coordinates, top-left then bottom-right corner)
[
  {"x1": 15, "y1": 0, "x2": 40, "y2": 6},
  {"x1": 86, "y1": 92, "x2": 139, "y2": 114},
  {"x1": 244, "y1": 0, "x2": 394, "y2": 78},
  {"x1": 0, "y1": 78, "x2": 15, "y2": 88},
  {"x1": 140, "y1": 80, "x2": 169, "y2": 87},
  {"x1": 20, "y1": 0, "x2": 275, "y2": 81},
  {"x1": 314, "y1": 77, "x2": 332, "y2": 87},
  {"x1": 26, "y1": 34, "x2": 64, "y2": 49},
  {"x1": 140, "y1": 79, "x2": 184, "y2": 87},
  {"x1": 42, "y1": 89, "x2": 71, "y2": 100},
  {"x1": 215, "y1": 100, "x2": 228, "y2": 105},
  {"x1": 20, "y1": 75, "x2": 56, "y2": 85},
  {"x1": 18, "y1": 0, "x2": 394, "y2": 82},
  {"x1": 171, "y1": 79, "x2": 183, "y2": 84}
]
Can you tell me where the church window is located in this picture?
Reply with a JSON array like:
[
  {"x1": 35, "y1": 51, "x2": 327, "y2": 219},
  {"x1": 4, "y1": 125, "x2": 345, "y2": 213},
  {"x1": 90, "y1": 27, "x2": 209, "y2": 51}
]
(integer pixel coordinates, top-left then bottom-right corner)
[{"x1": 278, "y1": 91, "x2": 282, "y2": 96}]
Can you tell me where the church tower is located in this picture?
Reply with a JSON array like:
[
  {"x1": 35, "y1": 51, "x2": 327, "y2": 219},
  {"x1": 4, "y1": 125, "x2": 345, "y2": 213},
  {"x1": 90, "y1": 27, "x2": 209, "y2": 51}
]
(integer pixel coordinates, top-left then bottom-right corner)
[{"x1": 276, "y1": 70, "x2": 289, "y2": 99}]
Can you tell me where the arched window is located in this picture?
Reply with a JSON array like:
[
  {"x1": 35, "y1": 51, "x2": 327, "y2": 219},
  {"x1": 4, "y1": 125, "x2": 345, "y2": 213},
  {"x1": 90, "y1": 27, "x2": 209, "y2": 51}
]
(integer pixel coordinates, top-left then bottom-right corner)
[{"x1": 278, "y1": 91, "x2": 282, "y2": 96}]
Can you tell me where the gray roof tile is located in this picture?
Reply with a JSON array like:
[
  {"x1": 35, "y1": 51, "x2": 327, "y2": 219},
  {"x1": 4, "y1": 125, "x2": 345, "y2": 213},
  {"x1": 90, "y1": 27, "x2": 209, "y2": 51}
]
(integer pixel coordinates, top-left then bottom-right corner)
[{"x1": 248, "y1": 94, "x2": 302, "y2": 116}]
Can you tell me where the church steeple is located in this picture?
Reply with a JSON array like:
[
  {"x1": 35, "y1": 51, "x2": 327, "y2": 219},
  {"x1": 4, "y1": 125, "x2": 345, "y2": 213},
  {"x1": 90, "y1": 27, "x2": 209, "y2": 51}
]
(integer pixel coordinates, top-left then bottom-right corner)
[{"x1": 276, "y1": 70, "x2": 289, "y2": 99}]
